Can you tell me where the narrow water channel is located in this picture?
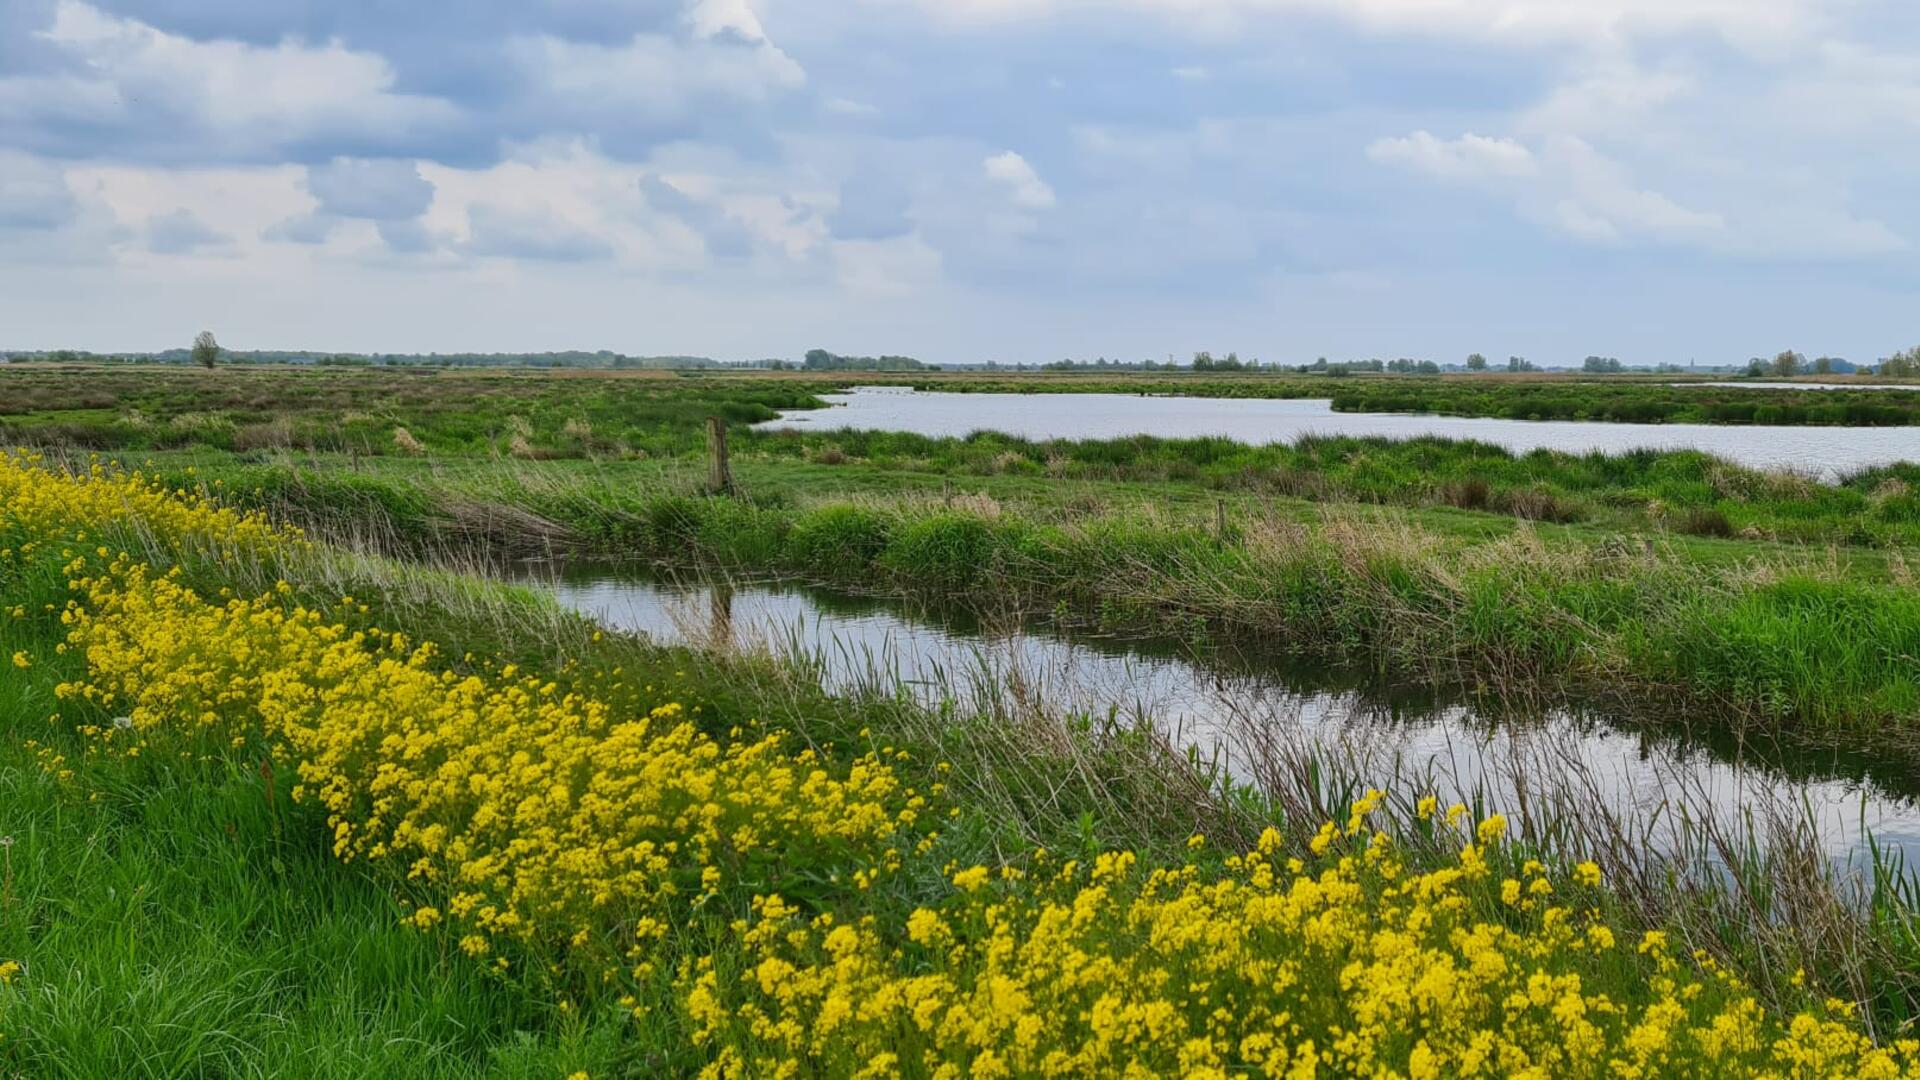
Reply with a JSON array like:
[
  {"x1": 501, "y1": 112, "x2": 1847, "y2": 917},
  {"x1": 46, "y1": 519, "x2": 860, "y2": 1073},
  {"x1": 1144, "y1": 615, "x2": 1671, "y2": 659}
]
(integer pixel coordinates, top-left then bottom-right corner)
[
  {"x1": 521, "y1": 563, "x2": 1920, "y2": 870},
  {"x1": 760, "y1": 388, "x2": 1920, "y2": 477}
]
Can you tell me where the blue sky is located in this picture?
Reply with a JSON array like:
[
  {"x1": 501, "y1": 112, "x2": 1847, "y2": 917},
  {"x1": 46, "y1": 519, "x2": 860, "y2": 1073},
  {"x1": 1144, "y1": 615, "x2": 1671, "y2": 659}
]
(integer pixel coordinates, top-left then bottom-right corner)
[{"x1": 3, "y1": 0, "x2": 1917, "y2": 366}]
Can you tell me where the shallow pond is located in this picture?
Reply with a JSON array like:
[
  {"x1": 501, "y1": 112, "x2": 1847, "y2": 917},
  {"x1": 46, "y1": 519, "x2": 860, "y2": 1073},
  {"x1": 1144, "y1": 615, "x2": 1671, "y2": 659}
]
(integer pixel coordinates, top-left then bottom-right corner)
[
  {"x1": 524, "y1": 563, "x2": 1920, "y2": 869},
  {"x1": 760, "y1": 389, "x2": 1920, "y2": 477}
]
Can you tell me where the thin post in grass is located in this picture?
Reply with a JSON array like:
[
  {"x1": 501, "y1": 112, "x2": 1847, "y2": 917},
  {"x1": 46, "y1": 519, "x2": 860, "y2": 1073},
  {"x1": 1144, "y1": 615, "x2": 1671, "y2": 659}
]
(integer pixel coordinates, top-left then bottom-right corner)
[
  {"x1": 1214, "y1": 497, "x2": 1228, "y2": 545},
  {"x1": 705, "y1": 416, "x2": 733, "y2": 496}
]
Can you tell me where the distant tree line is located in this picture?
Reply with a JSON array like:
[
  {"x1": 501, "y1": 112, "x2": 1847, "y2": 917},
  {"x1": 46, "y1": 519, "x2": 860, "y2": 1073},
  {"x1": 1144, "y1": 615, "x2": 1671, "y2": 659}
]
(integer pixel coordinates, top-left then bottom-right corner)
[
  {"x1": 1881, "y1": 347, "x2": 1920, "y2": 378},
  {"x1": 801, "y1": 349, "x2": 929, "y2": 371},
  {"x1": 0, "y1": 348, "x2": 732, "y2": 369}
]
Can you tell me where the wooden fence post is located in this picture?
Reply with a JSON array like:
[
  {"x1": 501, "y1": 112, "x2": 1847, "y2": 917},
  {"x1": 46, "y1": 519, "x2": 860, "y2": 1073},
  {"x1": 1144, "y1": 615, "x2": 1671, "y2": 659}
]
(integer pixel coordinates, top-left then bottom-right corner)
[
  {"x1": 1214, "y1": 497, "x2": 1227, "y2": 544},
  {"x1": 706, "y1": 416, "x2": 733, "y2": 495}
]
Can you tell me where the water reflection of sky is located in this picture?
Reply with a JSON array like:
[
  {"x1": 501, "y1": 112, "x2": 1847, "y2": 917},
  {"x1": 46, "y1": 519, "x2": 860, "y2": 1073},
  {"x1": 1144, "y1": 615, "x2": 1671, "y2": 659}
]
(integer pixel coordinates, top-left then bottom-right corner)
[
  {"x1": 760, "y1": 390, "x2": 1920, "y2": 478},
  {"x1": 538, "y1": 572, "x2": 1920, "y2": 869}
]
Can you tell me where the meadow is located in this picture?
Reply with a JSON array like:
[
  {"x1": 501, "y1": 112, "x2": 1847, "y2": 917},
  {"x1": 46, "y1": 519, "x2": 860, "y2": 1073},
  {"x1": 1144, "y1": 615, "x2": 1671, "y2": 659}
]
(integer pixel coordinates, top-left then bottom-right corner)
[{"x1": 4, "y1": 364, "x2": 1920, "y2": 1076}]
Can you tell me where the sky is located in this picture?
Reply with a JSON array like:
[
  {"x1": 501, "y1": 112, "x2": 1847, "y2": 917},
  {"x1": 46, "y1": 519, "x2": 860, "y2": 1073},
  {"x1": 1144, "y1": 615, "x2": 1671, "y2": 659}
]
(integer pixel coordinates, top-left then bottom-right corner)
[{"x1": 3, "y1": 0, "x2": 1919, "y2": 366}]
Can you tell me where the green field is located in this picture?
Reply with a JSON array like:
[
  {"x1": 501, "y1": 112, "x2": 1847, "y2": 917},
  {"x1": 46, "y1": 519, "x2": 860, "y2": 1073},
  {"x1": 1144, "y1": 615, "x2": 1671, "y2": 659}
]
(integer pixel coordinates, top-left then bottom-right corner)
[{"x1": 4, "y1": 364, "x2": 1920, "y2": 1076}]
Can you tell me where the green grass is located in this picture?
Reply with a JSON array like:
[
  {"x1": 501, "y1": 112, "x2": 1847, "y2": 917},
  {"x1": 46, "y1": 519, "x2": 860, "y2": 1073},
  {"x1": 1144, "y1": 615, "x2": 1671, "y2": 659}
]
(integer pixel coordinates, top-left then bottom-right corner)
[
  {"x1": 10, "y1": 363, "x2": 1917, "y2": 550},
  {"x1": 0, "y1": 522, "x2": 648, "y2": 1079},
  {"x1": 8, "y1": 443, "x2": 1920, "y2": 1068},
  {"x1": 118, "y1": 451, "x2": 1918, "y2": 753}
]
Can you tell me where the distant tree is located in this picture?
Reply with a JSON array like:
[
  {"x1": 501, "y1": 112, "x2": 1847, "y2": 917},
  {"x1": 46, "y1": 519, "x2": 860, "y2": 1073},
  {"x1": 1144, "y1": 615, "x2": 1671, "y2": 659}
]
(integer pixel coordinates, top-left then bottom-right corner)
[
  {"x1": 1582, "y1": 355, "x2": 1624, "y2": 374},
  {"x1": 191, "y1": 330, "x2": 220, "y2": 369},
  {"x1": 1191, "y1": 351, "x2": 1214, "y2": 371},
  {"x1": 1745, "y1": 358, "x2": 1768, "y2": 377},
  {"x1": 1771, "y1": 350, "x2": 1805, "y2": 377},
  {"x1": 1813, "y1": 356, "x2": 1834, "y2": 375},
  {"x1": 1466, "y1": 353, "x2": 1488, "y2": 371},
  {"x1": 1880, "y1": 347, "x2": 1920, "y2": 378},
  {"x1": 1507, "y1": 355, "x2": 1535, "y2": 372}
]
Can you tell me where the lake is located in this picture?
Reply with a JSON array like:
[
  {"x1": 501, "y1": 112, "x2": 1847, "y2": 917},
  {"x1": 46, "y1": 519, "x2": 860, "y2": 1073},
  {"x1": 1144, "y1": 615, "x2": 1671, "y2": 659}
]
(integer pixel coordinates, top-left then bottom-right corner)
[
  {"x1": 761, "y1": 389, "x2": 1920, "y2": 476},
  {"x1": 525, "y1": 564, "x2": 1920, "y2": 869}
]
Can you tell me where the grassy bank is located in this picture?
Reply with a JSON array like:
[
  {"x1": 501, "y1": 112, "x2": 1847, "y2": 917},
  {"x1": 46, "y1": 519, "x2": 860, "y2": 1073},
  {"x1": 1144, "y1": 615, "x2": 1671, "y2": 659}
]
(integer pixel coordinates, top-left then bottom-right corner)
[
  {"x1": 731, "y1": 428, "x2": 1920, "y2": 549},
  {"x1": 7, "y1": 364, "x2": 1918, "y2": 551},
  {"x1": 155, "y1": 453, "x2": 1920, "y2": 756},
  {"x1": 8, "y1": 454, "x2": 1920, "y2": 1077}
]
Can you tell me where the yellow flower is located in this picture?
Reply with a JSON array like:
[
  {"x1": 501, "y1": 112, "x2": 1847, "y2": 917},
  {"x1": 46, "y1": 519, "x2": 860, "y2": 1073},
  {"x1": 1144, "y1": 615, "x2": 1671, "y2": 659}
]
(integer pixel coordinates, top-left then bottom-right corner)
[
  {"x1": 1476, "y1": 814, "x2": 1508, "y2": 844},
  {"x1": 951, "y1": 865, "x2": 992, "y2": 892},
  {"x1": 10, "y1": 651, "x2": 28, "y2": 669}
]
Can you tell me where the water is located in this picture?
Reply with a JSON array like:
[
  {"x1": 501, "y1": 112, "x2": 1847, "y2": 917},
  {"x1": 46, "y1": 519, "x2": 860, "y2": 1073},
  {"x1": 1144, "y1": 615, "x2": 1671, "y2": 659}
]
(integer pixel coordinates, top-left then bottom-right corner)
[
  {"x1": 530, "y1": 564, "x2": 1920, "y2": 868},
  {"x1": 760, "y1": 389, "x2": 1920, "y2": 477}
]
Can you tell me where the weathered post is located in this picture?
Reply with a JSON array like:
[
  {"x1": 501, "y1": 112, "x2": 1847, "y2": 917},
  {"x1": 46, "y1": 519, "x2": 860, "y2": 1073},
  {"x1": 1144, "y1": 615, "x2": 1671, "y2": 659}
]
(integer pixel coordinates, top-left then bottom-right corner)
[
  {"x1": 706, "y1": 416, "x2": 732, "y2": 495},
  {"x1": 1214, "y1": 497, "x2": 1227, "y2": 544},
  {"x1": 942, "y1": 477, "x2": 954, "y2": 507}
]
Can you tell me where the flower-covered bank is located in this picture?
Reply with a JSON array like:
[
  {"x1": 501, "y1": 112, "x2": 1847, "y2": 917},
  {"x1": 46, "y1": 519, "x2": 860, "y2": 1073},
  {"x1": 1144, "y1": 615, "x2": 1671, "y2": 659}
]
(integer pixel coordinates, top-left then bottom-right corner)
[{"x1": 5, "y1": 452, "x2": 1918, "y2": 1077}]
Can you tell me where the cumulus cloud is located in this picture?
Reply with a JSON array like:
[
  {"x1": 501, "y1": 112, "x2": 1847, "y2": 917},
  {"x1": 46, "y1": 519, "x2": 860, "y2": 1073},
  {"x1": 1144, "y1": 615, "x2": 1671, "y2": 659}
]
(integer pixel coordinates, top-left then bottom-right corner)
[
  {"x1": 1367, "y1": 131, "x2": 1538, "y2": 182},
  {"x1": 1371, "y1": 131, "x2": 1722, "y2": 246},
  {"x1": 890, "y1": 0, "x2": 1816, "y2": 52},
  {"x1": 464, "y1": 203, "x2": 613, "y2": 262},
  {"x1": 1368, "y1": 127, "x2": 1900, "y2": 257},
  {"x1": 639, "y1": 174, "x2": 755, "y2": 258},
  {"x1": 983, "y1": 151, "x2": 1055, "y2": 210},
  {"x1": 0, "y1": 150, "x2": 77, "y2": 229},
  {"x1": 826, "y1": 168, "x2": 915, "y2": 241},
  {"x1": 264, "y1": 157, "x2": 438, "y2": 249},
  {"x1": 306, "y1": 158, "x2": 435, "y2": 220},
  {"x1": 145, "y1": 207, "x2": 229, "y2": 254},
  {"x1": 0, "y1": 1, "x2": 457, "y2": 163},
  {"x1": 505, "y1": 24, "x2": 804, "y2": 133}
]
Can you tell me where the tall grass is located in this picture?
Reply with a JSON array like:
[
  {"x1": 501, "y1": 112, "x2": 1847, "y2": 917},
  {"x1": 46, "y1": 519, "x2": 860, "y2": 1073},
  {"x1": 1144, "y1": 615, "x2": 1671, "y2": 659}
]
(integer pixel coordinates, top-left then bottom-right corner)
[{"x1": 213, "y1": 462, "x2": 1920, "y2": 749}]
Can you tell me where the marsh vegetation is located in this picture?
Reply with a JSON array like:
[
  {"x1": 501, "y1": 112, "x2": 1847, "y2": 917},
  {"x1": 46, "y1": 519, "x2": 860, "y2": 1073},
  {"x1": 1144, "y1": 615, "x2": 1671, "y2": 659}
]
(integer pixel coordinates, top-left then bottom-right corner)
[{"x1": 3, "y1": 364, "x2": 1919, "y2": 1076}]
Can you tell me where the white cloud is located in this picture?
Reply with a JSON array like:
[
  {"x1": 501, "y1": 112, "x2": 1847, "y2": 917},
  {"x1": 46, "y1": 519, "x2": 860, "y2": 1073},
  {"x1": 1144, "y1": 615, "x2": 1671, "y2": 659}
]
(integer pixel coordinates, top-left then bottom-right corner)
[
  {"x1": 508, "y1": 24, "x2": 805, "y2": 126},
  {"x1": 146, "y1": 208, "x2": 229, "y2": 255},
  {"x1": 831, "y1": 235, "x2": 943, "y2": 297},
  {"x1": 1371, "y1": 130, "x2": 1725, "y2": 247},
  {"x1": 0, "y1": 150, "x2": 78, "y2": 229},
  {"x1": 877, "y1": 0, "x2": 1816, "y2": 51},
  {"x1": 464, "y1": 204, "x2": 613, "y2": 262},
  {"x1": 685, "y1": 0, "x2": 773, "y2": 43},
  {"x1": 983, "y1": 151, "x2": 1056, "y2": 209},
  {"x1": 1366, "y1": 131, "x2": 1537, "y2": 181},
  {"x1": 0, "y1": 1, "x2": 455, "y2": 160}
]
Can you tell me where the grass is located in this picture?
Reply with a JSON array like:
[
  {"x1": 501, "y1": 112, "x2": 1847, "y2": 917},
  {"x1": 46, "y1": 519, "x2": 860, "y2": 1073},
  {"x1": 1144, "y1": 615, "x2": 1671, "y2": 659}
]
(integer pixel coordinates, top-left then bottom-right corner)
[
  {"x1": 114, "y1": 451, "x2": 1911, "y2": 755},
  {"x1": 9, "y1": 363, "x2": 1918, "y2": 550},
  {"x1": 0, "y1": 532, "x2": 629, "y2": 1078},
  {"x1": 6, "y1": 462, "x2": 1920, "y2": 1071},
  {"x1": 4, "y1": 365, "x2": 1920, "y2": 1069}
]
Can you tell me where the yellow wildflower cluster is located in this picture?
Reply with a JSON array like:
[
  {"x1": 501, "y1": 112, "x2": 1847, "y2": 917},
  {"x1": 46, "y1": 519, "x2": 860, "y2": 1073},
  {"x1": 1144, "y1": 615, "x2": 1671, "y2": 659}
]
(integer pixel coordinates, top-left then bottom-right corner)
[
  {"x1": 686, "y1": 816, "x2": 1920, "y2": 1079},
  {"x1": 0, "y1": 449, "x2": 292, "y2": 556},
  {"x1": 55, "y1": 559, "x2": 920, "y2": 979},
  {"x1": 8, "y1": 454, "x2": 1917, "y2": 1075}
]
